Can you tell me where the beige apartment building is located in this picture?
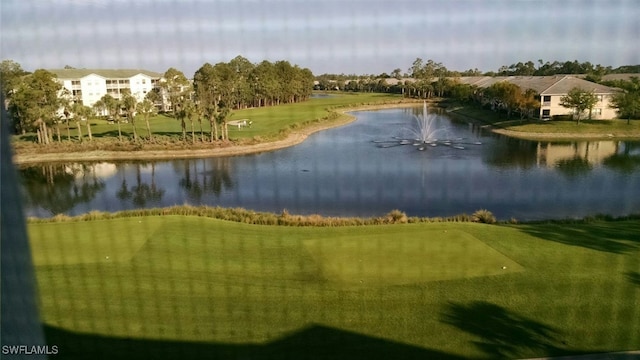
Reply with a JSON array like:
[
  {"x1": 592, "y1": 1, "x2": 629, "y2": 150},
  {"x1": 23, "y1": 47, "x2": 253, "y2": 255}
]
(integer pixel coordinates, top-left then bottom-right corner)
[{"x1": 458, "y1": 75, "x2": 620, "y2": 120}]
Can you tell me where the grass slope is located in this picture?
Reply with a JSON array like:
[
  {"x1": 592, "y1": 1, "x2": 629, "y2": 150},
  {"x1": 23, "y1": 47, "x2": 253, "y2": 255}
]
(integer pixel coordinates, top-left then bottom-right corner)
[
  {"x1": 449, "y1": 105, "x2": 640, "y2": 139},
  {"x1": 13, "y1": 93, "x2": 403, "y2": 144},
  {"x1": 30, "y1": 217, "x2": 640, "y2": 359}
]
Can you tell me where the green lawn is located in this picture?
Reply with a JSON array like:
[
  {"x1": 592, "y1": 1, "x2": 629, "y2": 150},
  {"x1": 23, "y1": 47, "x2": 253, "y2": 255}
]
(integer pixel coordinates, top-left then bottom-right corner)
[
  {"x1": 29, "y1": 216, "x2": 640, "y2": 359},
  {"x1": 13, "y1": 92, "x2": 403, "y2": 144},
  {"x1": 450, "y1": 104, "x2": 640, "y2": 139},
  {"x1": 505, "y1": 119, "x2": 640, "y2": 137}
]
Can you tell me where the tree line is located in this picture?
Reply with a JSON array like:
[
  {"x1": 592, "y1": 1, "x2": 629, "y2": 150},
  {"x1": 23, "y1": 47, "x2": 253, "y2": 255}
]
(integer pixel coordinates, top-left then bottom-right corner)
[
  {"x1": 3, "y1": 55, "x2": 639, "y2": 147},
  {"x1": 1, "y1": 56, "x2": 315, "y2": 145},
  {"x1": 493, "y1": 60, "x2": 640, "y2": 78},
  {"x1": 315, "y1": 59, "x2": 639, "y2": 84}
]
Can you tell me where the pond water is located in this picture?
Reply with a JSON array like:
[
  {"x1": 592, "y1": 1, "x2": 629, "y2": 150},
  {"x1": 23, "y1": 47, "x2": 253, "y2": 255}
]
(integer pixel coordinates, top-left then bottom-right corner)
[{"x1": 19, "y1": 107, "x2": 640, "y2": 220}]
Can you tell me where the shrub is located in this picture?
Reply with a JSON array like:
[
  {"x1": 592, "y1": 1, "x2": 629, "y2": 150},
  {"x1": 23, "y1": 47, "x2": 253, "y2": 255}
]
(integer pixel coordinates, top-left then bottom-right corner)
[
  {"x1": 387, "y1": 209, "x2": 408, "y2": 224},
  {"x1": 52, "y1": 213, "x2": 71, "y2": 222},
  {"x1": 472, "y1": 209, "x2": 496, "y2": 224},
  {"x1": 551, "y1": 114, "x2": 572, "y2": 122}
]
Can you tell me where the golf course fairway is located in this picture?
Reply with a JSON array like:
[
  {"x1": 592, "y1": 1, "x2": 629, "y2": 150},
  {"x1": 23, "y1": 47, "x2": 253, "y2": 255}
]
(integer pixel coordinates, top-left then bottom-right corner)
[{"x1": 28, "y1": 216, "x2": 640, "y2": 359}]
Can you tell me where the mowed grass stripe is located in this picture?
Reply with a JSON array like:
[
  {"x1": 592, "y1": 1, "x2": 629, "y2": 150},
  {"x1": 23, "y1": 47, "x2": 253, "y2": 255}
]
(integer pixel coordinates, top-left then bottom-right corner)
[
  {"x1": 129, "y1": 216, "x2": 322, "y2": 282},
  {"x1": 28, "y1": 217, "x2": 164, "y2": 265},
  {"x1": 29, "y1": 216, "x2": 640, "y2": 358},
  {"x1": 303, "y1": 229, "x2": 523, "y2": 286}
]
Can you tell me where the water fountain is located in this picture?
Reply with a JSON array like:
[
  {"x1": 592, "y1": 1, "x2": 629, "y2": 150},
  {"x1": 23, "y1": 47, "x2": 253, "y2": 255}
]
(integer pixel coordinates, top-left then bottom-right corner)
[{"x1": 374, "y1": 101, "x2": 481, "y2": 151}]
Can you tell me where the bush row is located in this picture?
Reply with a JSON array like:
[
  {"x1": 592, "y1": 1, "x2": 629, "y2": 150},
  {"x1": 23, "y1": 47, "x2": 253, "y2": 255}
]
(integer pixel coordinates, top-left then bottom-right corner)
[{"x1": 29, "y1": 206, "x2": 498, "y2": 227}]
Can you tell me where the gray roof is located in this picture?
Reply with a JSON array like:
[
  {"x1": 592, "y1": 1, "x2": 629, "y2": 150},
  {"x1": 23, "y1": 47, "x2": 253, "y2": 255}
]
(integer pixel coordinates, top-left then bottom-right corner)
[
  {"x1": 383, "y1": 78, "x2": 415, "y2": 85},
  {"x1": 540, "y1": 76, "x2": 618, "y2": 95},
  {"x1": 47, "y1": 69, "x2": 163, "y2": 80},
  {"x1": 456, "y1": 76, "x2": 506, "y2": 88},
  {"x1": 456, "y1": 75, "x2": 619, "y2": 94}
]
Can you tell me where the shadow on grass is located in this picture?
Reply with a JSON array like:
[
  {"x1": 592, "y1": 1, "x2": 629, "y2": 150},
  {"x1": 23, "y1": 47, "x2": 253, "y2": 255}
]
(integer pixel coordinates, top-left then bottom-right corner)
[
  {"x1": 44, "y1": 323, "x2": 464, "y2": 360},
  {"x1": 90, "y1": 130, "x2": 132, "y2": 139},
  {"x1": 626, "y1": 271, "x2": 640, "y2": 287},
  {"x1": 513, "y1": 221, "x2": 640, "y2": 254},
  {"x1": 440, "y1": 301, "x2": 570, "y2": 359}
]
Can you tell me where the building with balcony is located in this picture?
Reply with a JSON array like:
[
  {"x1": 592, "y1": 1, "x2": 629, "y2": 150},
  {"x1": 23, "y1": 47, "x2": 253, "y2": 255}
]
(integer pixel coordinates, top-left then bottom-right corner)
[{"x1": 48, "y1": 69, "x2": 163, "y2": 109}]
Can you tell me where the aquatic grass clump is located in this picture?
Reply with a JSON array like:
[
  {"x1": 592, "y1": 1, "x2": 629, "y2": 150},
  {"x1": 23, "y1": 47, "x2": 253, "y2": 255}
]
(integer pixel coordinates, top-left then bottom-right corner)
[
  {"x1": 28, "y1": 205, "x2": 492, "y2": 226},
  {"x1": 29, "y1": 206, "x2": 638, "y2": 226},
  {"x1": 472, "y1": 209, "x2": 497, "y2": 224}
]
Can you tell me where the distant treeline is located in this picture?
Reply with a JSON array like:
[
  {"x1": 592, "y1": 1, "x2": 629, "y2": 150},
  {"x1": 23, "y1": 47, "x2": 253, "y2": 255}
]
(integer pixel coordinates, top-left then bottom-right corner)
[{"x1": 315, "y1": 59, "x2": 640, "y2": 82}]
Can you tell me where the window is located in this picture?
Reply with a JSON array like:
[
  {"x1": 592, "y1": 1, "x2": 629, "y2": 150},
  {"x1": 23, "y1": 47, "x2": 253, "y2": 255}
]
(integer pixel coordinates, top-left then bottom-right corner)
[
  {"x1": 542, "y1": 109, "x2": 550, "y2": 118},
  {"x1": 597, "y1": 95, "x2": 604, "y2": 102},
  {"x1": 72, "y1": 80, "x2": 80, "y2": 86},
  {"x1": 142, "y1": 79, "x2": 146, "y2": 84},
  {"x1": 593, "y1": 108, "x2": 602, "y2": 116}
]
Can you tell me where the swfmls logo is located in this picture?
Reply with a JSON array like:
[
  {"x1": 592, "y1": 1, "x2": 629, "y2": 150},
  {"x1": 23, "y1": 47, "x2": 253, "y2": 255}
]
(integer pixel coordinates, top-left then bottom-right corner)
[{"x1": 2, "y1": 345, "x2": 59, "y2": 355}]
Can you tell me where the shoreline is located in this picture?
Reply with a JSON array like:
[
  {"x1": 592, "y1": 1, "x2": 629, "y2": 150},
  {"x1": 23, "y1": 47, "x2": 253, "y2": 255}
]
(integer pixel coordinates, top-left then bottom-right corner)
[
  {"x1": 490, "y1": 128, "x2": 640, "y2": 141},
  {"x1": 12, "y1": 101, "x2": 638, "y2": 165},
  {"x1": 12, "y1": 102, "x2": 421, "y2": 165}
]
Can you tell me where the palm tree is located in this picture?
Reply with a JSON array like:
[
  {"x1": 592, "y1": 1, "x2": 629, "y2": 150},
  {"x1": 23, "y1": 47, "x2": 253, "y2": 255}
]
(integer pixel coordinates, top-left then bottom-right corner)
[
  {"x1": 136, "y1": 98, "x2": 157, "y2": 141},
  {"x1": 70, "y1": 103, "x2": 84, "y2": 142},
  {"x1": 72, "y1": 103, "x2": 94, "y2": 142},
  {"x1": 98, "y1": 94, "x2": 122, "y2": 140},
  {"x1": 183, "y1": 98, "x2": 197, "y2": 144},
  {"x1": 120, "y1": 89, "x2": 139, "y2": 141},
  {"x1": 60, "y1": 89, "x2": 74, "y2": 141}
]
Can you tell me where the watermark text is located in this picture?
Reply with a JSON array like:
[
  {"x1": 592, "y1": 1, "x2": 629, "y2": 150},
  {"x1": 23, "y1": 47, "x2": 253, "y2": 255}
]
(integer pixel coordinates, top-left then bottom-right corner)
[{"x1": 2, "y1": 345, "x2": 59, "y2": 356}]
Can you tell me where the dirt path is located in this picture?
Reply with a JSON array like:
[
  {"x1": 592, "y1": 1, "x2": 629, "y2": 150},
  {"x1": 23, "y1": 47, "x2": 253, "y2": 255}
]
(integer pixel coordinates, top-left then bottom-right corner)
[{"x1": 12, "y1": 102, "x2": 421, "y2": 165}]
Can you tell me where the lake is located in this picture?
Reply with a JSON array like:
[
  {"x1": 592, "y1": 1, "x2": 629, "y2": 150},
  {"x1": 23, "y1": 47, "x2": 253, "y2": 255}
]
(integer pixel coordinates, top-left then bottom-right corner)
[{"x1": 19, "y1": 107, "x2": 640, "y2": 220}]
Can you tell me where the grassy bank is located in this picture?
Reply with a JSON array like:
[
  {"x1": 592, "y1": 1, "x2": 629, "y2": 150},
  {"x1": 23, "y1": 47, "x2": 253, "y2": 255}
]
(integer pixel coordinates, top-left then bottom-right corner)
[
  {"x1": 449, "y1": 104, "x2": 640, "y2": 140},
  {"x1": 30, "y1": 215, "x2": 640, "y2": 359},
  {"x1": 28, "y1": 205, "x2": 501, "y2": 226},
  {"x1": 12, "y1": 93, "x2": 408, "y2": 156}
]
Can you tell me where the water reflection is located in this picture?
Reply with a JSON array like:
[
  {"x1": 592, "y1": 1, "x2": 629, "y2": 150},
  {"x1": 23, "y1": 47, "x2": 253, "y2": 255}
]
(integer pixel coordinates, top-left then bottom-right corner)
[
  {"x1": 537, "y1": 141, "x2": 618, "y2": 168},
  {"x1": 17, "y1": 108, "x2": 640, "y2": 220},
  {"x1": 175, "y1": 158, "x2": 234, "y2": 202},
  {"x1": 484, "y1": 137, "x2": 539, "y2": 169},
  {"x1": 484, "y1": 139, "x2": 640, "y2": 174},
  {"x1": 116, "y1": 162, "x2": 164, "y2": 207},
  {"x1": 19, "y1": 163, "x2": 106, "y2": 214},
  {"x1": 602, "y1": 142, "x2": 640, "y2": 174}
]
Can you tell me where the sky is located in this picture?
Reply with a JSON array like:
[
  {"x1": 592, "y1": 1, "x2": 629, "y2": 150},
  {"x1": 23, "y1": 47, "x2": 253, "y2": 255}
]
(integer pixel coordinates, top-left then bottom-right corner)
[{"x1": 1, "y1": 0, "x2": 638, "y2": 77}]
